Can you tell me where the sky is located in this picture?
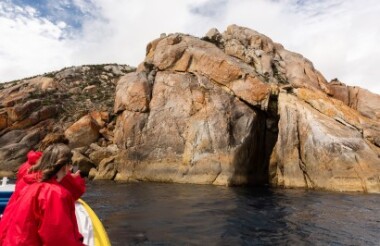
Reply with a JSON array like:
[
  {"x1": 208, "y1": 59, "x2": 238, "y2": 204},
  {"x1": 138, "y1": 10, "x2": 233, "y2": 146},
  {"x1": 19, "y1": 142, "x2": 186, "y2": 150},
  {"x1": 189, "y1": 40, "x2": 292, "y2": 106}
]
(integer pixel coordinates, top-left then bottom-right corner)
[{"x1": 0, "y1": 0, "x2": 379, "y2": 94}]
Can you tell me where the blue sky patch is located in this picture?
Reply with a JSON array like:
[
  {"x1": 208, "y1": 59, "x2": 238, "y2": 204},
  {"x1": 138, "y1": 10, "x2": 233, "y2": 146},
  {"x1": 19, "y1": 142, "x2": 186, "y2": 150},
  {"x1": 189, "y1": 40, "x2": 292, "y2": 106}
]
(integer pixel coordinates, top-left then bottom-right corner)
[{"x1": 10, "y1": 0, "x2": 98, "y2": 36}]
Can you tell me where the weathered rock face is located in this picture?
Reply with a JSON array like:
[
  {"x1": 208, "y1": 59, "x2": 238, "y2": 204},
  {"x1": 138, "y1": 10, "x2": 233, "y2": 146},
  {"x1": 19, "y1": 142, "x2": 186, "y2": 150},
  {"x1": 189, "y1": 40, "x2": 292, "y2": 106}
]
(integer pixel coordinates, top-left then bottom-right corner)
[
  {"x1": 0, "y1": 64, "x2": 134, "y2": 173},
  {"x1": 327, "y1": 79, "x2": 380, "y2": 121},
  {"x1": 114, "y1": 71, "x2": 273, "y2": 185},
  {"x1": 112, "y1": 24, "x2": 379, "y2": 192},
  {"x1": 0, "y1": 25, "x2": 379, "y2": 193},
  {"x1": 270, "y1": 88, "x2": 380, "y2": 192}
]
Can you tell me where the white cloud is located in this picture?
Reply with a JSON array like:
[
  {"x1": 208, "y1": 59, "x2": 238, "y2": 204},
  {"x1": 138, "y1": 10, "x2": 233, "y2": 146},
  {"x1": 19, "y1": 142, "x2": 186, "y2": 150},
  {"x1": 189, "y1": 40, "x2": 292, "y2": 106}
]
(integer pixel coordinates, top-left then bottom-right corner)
[
  {"x1": 0, "y1": 0, "x2": 379, "y2": 94},
  {"x1": 0, "y1": 2, "x2": 74, "y2": 80},
  {"x1": 69, "y1": 0, "x2": 206, "y2": 66}
]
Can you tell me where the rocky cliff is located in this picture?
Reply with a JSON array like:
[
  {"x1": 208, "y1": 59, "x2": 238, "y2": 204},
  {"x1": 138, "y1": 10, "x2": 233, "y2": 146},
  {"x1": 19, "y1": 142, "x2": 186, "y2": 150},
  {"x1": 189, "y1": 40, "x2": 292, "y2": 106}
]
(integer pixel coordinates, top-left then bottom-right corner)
[
  {"x1": 1, "y1": 25, "x2": 379, "y2": 193},
  {"x1": 0, "y1": 64, "x2": 134, "y2": 176}
]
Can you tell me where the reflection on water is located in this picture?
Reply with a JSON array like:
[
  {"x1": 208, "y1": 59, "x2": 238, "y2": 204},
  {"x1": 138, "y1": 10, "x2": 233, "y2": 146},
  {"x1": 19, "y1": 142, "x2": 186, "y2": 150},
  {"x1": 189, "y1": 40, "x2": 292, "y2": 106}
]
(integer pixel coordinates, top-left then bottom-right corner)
[{"x1": 83, "y1": 181, "x2": 380, "y2": 245}]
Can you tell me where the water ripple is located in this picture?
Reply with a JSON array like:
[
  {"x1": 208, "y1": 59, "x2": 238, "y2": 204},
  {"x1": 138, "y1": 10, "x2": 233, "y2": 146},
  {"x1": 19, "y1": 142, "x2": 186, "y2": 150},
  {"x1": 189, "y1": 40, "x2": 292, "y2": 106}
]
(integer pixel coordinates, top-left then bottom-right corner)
[{"x1": 83, "y1": 181, "x2": 380, "y2": 245}]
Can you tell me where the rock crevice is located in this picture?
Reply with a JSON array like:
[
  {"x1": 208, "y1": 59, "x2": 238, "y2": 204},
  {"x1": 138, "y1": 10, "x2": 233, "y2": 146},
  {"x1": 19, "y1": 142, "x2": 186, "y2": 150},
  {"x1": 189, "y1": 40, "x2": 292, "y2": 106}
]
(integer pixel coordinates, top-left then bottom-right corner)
[{"x1": 85, "y1": 26, "x2": 380, "y2": 192}]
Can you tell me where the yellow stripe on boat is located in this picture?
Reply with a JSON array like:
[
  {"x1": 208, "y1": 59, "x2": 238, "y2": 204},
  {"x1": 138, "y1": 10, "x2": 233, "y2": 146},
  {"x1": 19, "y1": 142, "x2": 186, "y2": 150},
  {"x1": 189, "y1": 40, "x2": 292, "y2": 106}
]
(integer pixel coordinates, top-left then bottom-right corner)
[{"x1": 77, "y1": 199, "x2": 111, "y2": 246}]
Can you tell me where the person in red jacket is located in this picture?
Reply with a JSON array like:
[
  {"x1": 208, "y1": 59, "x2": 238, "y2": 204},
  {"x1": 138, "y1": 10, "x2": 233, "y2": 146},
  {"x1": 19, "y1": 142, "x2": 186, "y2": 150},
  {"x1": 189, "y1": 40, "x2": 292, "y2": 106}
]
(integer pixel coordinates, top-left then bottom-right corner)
[
  {"x1": 16, "y1": 133, "x2": 85, "y2": 198},
  {"x1": 3, "y1": 135, "x2": 85, "y2": 216},
  {"x1": 0, "y1": 144, "x2": 84, "y2": 246}
]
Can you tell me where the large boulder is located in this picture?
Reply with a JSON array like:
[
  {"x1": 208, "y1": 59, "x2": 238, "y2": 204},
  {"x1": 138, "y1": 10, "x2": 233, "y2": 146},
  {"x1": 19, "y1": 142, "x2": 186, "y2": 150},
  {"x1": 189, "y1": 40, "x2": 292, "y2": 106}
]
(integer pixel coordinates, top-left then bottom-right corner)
[
  {"x1": 270, "y1": 88, "x2": 380, "y2": 192},
  {"x1": 113, "y1": 25, "x2": 380, "y2": 192},
  {"x1": 93, "y1": 156, "x2": 117, "y2": 180},
  {"x1": 65, "y1": 115, "x2": 101, "y2": 148},
  {"x1": 71, "y1": 150, "x2": 95, "y2": 177}
]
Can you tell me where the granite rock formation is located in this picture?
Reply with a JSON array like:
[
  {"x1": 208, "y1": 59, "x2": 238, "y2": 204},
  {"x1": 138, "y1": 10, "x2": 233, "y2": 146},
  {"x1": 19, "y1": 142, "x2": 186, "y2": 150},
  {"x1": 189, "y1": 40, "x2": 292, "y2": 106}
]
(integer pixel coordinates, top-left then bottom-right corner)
[
  {"x1": 0, "y1": 25, "x2": 379, "y2": 193},
  {"x1": 0, "y1": 64, "x2": 134, "y2": 176},
  {"x1": 113, "y1": 25, "x2": 380, "y2": 192}
]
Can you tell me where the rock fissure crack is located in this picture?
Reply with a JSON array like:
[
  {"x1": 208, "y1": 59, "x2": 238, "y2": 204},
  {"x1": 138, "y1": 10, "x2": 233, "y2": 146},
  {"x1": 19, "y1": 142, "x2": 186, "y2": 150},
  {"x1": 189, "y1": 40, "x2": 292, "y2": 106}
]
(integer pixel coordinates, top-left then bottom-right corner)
[
  {"x1": 296, "y1": 111, "x2": 315, "y2": 189},
  {"x1": 211, "y1": 166, "x2": 223, "y2": 185},
  {"x1": 302, "y1": 98, "x2": 363, "y2": 135}
]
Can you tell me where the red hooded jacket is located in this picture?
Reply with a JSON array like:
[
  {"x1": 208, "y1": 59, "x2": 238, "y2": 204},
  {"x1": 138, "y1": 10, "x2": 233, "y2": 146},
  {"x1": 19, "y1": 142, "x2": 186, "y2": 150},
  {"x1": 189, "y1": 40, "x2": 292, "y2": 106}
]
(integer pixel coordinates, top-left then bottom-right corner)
[
  {"x1": 7, "y1": 150, "x2": 85, "y2": 208},
  {"x1": 0, "y1": 150, "x2": 86, "y2": 245},
  {"x1": 16, "y1": 150, "x2": 43, "y2": 186},
  {"x1": 0, "y1": 174, "x2": 84, "y2": 246}
]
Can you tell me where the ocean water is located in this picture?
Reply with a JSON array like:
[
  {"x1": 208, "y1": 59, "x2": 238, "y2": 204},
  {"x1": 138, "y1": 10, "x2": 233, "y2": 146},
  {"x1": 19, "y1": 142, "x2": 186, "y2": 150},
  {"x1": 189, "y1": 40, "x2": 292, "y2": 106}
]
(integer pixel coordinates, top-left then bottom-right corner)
[{"x1": 83, "y1": 181, "x2": 380, "y2": 245}]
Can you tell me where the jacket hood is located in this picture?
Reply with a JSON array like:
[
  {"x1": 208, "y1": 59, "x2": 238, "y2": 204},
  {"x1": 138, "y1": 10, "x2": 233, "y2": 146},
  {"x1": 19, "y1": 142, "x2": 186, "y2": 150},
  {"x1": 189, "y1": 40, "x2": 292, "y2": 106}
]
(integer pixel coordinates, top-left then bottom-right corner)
[
  {"x1": 23, "y1": 172, "x2": 42, "y2": 184},
  {"x1": 27, "y1": 150, "x2": 43, "y2": 165}
]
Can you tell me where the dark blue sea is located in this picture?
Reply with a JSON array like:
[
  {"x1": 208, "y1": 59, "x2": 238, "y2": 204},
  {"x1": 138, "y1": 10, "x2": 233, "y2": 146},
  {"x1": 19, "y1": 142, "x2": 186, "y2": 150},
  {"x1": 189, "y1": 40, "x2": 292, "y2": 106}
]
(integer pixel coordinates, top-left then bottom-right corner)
[{"x1": 83, "y1": 181, "x2": 380, "y2": 245}]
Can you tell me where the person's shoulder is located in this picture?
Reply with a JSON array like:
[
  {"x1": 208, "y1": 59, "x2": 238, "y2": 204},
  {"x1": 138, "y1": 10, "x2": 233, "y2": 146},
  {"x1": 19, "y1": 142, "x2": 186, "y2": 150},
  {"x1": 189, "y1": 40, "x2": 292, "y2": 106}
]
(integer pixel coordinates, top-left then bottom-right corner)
[
  {"x1": 35, "y1": 182, "x2": 74, "y2": 209},
  {"x1": 38, "y1": 181, "x2": 72, "y2": 200}
]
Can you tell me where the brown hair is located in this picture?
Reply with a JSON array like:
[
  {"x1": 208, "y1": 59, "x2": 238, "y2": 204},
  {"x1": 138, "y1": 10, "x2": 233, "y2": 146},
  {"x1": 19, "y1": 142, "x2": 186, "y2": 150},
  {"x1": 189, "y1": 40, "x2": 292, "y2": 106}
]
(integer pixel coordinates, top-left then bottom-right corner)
[
  {"x1": 38, "y1": 133, "x2": 69, "y2": 152},
  {"x1": 30, "y1": 143, "x2": 72, "y2": 181}
]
